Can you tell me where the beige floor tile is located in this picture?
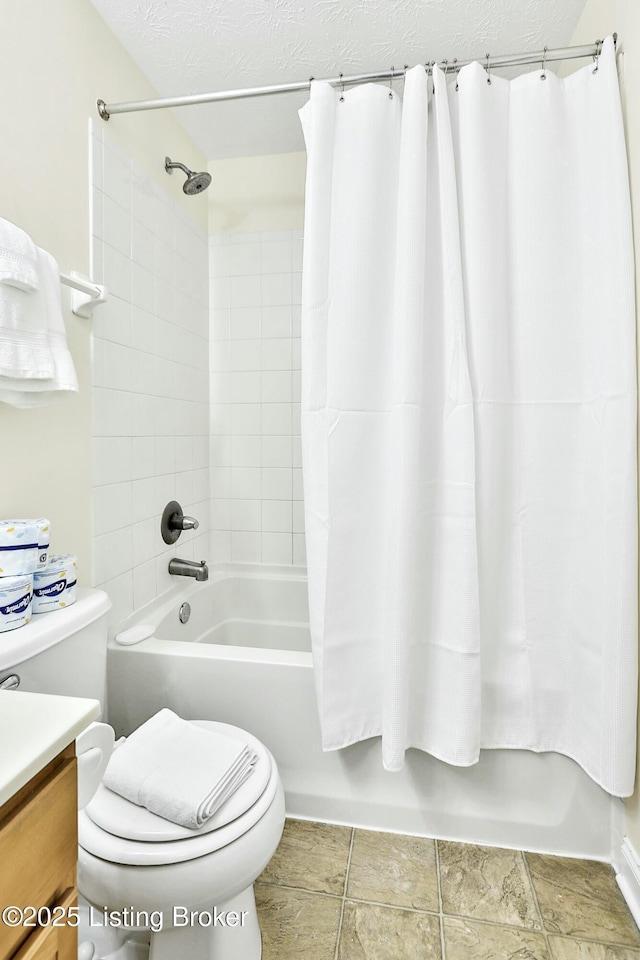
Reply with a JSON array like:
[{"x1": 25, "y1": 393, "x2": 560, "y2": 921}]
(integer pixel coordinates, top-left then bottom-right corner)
[
  {"x1": 259, "y1": 817, "x2": 353, "y2": 895},
  {"x1": 255, "y1": 882, "x2": 342, "y2": 960},
  {"x1": 549, "y1": 936, "x2": 640, "y2": 959},
  {"x1": 438, "y1": 840, "x2": 542, "y2": 929},
  {"x1": 337, "y1": 900, "x2": 442, "y2": 960},
  {"x1": 346, "y1": 829, "x2": 439, "y2": 912},
  {"x1": 443, "y1": 916, "x2": 550, "y2": 960},
  {"x1": 526, "y1": 854, "x2": 640, "y2": 946}
]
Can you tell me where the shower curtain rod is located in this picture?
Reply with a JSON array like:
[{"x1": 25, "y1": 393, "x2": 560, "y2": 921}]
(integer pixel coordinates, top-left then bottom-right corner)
[{"x1": 97, "y1": 36, "x2": 614, "y2": 120}]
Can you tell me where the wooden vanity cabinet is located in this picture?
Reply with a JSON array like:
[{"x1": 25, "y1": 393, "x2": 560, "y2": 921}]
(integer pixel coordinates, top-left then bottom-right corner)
[{"x1": 0, "y1": 746, "x2": 77, "y2": 960}]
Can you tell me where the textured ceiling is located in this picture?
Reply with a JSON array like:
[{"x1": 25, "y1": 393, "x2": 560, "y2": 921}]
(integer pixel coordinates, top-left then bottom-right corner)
[{"x1": 91, "y1": 0, "x2": 589, "y2": 159}]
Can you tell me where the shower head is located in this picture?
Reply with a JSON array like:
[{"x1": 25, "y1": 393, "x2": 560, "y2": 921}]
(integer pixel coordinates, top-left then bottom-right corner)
[{"x1": 164, "y1": 157, "x2": 211, "y2": 195}]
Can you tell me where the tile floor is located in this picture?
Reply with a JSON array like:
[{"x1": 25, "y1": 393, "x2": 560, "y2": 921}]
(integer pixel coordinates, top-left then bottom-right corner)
[{"x1": 255, "y1": 819, "x2": 640, "y2": 960}]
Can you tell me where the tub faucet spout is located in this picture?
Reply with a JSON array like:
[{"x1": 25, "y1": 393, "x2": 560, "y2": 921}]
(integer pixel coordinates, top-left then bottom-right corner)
[{"x1": 168, "y1": 558, "x2": 209, "y2": 581}]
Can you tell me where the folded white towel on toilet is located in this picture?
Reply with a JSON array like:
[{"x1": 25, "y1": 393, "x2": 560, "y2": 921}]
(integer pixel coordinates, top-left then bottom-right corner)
[
  {"x1": 0, "y1": 218, "x2": 39, "y2": 291},
  {"x1": 102, "y1": 709, "x2": 258, "y2": 829}
]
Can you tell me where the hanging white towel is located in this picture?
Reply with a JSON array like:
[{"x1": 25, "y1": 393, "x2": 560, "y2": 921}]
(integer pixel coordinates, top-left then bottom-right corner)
[
  {"x1": 102, "y1": 709, "x2": 258, "y2": 829},
  {"x1": 0, "y1": 248, "x2": 78, "y2": 407},
  {"x1": 0, "y1": 218, "x2": 39, "y2": 291}
]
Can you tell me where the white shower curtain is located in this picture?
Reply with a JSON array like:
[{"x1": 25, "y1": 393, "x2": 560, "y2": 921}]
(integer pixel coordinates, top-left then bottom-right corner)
[{"x1": 298, "y1": 36, "x2": 638, "y2": 797}]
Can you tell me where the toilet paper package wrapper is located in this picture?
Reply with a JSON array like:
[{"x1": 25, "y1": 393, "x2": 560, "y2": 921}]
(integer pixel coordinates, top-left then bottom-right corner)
[
  {"x1": 32, "y1": 554, "x2": 77, "y2": 614},
  {"x1": 0, "y1": 519, "x2": 48, "y2": 577},
  {"x1": 34, "y1": 518, "x2": 50, "y2": 569},
  {"x1": 0, "y1": 574, "x2": 33, "y2": 633}
]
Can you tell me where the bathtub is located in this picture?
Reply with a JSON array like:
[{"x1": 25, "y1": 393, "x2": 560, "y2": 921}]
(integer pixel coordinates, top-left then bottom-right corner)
[{"x1": 107, "y1": 564, "x2": 619, "y2": 859}]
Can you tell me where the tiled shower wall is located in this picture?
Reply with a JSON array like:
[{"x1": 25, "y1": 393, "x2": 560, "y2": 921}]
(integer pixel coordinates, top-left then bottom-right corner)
[
  {"x1": 209, "y1": 230, "x2": 306, "y2": 566},
  {"x1": 90, "y1": 123, "x2": 210, "y2": 625}
]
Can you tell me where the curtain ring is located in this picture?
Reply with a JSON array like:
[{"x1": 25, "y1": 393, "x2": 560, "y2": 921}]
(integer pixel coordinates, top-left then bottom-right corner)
[
  {"x1": 541, "y1": 46, "x2": 548, "y2": 80},
  {"x1": 593, "y1": 38, "x2": 603, "y2": 74},
  {"x1": 485, "y1": 52, "x2": 492, "y2": 85},
  {"x1": 339, "y1": 72, "x2": 344, "y2": 102},
  {"x1": 453, "y1": 57, "x2": 460, "y2": 92},
  {"x1": 389, "y1": 66, "x2": 394, "y2": 99}
]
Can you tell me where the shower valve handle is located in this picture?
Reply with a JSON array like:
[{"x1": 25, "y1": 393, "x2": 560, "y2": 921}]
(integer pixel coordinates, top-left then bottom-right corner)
[
  {"x1": 161, "y1": 500, "x2": 199, "y2": 544},
  {"x1": 172, "y1": 514, "x2": 199, "y2": 531}
]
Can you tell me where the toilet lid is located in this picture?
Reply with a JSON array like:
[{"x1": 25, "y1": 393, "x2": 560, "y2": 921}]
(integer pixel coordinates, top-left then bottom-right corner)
[
  {"x1": 84, "y1": 721, "x2": 271, "y2": 842},
  {"x1": 78, "y1": 748, "x2": 280, "y2": 865}
]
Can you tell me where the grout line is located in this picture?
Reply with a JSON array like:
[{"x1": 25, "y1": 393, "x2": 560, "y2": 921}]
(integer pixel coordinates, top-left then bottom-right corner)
[
  {"x1": 521, "y1": 850, "x2": 553, "y2": 958},
  {"x1": 435, "y1": 840, "x2": 447, "y2": 960},
  {"x1": 333, "y1": 827, "x2": 355, "y2": 960}
]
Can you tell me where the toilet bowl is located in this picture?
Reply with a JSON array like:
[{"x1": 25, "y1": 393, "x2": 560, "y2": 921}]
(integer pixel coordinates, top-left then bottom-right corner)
[
  {"x1": 0, "y1": 590, "x2": 285, "y2": 959},
  {"x1": 76, "y1": 719, "x2": 285, "y2": 960}
]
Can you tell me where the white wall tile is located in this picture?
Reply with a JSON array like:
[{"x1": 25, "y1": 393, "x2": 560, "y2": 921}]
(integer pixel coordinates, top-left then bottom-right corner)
[
  {"x1": 293, "y1": 501, "x2": 305, "y2": 534},
  {"x1": 261, "y1": 338, "x2": 291, "y2": 371},
  {"x1": 210, "y1": 467, "x2": 231, "y2": 500},
  {"x1": 262, "y1": 500, "x2": 293, "y2": 533},
  {"x1": 229, "y1": 242, "x2": 261, "y2": 276},
  {"x1": 231, "y1": 467, "x2": 261, "y2": 499},
  {"x1": 211, "y1": 498, "x2": 231, "y2": 530},
  {"x1": 230, "y1": 275, "x2": 260, "y2": 308},
  {"x1": 231, "y1": 499, "x2": 261, "y2": 531},
  {"x1": 261, "y1": 273, "x2": 292, "y2": 306},
  {"x1": 230, "y1": 307, "x2": 260, "y2": 340},
  {"x1": 103, "y1": 145, "x2": 131, "y2": 212},
  {"x1": 230, "y1": 339, "x2": 261, "y2": 372},
  {"x1": 132, "y1": 518, "x2": 157, "y2": 567},
  {"x1": 132, "y1": 220, "x2": 155, "y2": 272},
  {"x1": 93, "y1": 437, "x2": 132, "y2": 487},
  {"x1": 131, "y1": 436, "x2": 156, "y2": 479},
  {"x1": 93, "y1": 387, "x2": 132, "y2": 437},
  {"x1": 232, "y1": 436, "x2": 261, "y2": 467},
  {"x1": 231, "y1": 531, "x2": 261, "y2": 563},
  {"x1": 103, "y1": 244, "x2": 132, "y2": 302},
  {"x1": 262, "y1": 468, "x2": 292, "y2": 500},
  {"x1": 292, "y1": 435, "x2": 302, "y2": 469},
  {"x1": 261, "y1": 306, "x2": 291, "y2": 338},
  {"x1": 93, "y1": 482, "x2": 132, "y2": 537},
  {"x1": 262, "y1": 403, "x2": 292, "y2": 435},
  {"x1": 209, "y1": 228, "x2": 304, "y2": 567},
  {"x1": 232, "y1": 404, "x2": 261, "y2": 435},
  {"x1": 231, "y1": 371, "x2": 261, "y2": 403},
  {"x1": 92, "y1": 130, "x2": 209, "y2": 616},
  {"x1": 133, "y1": 559, "x2": 156, "y2": 610},
  {"x1": 262, "y1": 533, "x2": 292, "y2": 565},
  {"x1": 103, "y1": 195, "x2": 131, "y2": 257},
  {"x1": 293, "y1": 533, "x2": 307, "y2": 566},
  {"x1": 262, "y1": 436, "x2": 292, "y2": 468},
  {"x1": 210, "y1": 530, "x2": 231, "y2": 563},
  {"x1": 261, "y1": 240, "x2": 292, "y2": 274},
  {"x1": 100, "y1": 571, "x2": 134, "y2": 628}
]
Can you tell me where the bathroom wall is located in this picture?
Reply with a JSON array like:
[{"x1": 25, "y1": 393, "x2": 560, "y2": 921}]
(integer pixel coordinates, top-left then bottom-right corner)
[
  {"x1": 91, "y1": 125, "x2": 210, "y2": 625},
  {"x1": 207, "y1": 153, "x2": 307, "y2": 565},
  {"x1": 568, "y1": 0, "x2": 640, "y2": 856},
  {"x1": 209, "y1": 228, "x2": 304, "y2": 565},
  {"x1": 0, "y1": 0, "x2": 206, "y2": 583}
]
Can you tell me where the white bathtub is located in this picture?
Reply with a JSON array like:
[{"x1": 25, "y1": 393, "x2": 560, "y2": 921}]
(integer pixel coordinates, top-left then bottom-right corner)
[{"x1": 107, "y1": 564, "x2": 619, "y2": 859}]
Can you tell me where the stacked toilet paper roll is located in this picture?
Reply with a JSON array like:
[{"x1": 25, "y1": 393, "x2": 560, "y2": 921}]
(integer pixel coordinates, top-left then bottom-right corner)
[
  {"x1": 0, "y1": 518, "x2": 49, "y2": 577},
  {"x1": 33, "y1": 554, "x2": 77, "y2": 614},
  {"x1": 0, "y1": 574, "x2": 33, "y2": 633},
  {"x1": 0, "y1": 518, "x2": 56, "y2": 632}
]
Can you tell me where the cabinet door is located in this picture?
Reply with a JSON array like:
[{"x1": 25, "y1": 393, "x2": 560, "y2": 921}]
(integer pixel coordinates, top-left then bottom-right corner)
[
  {"x1": 10, "y1": 889, "x2": 76, "y2": 960},
  {"x1": 0, "y1": 760, "x2": 77, "y2": 960}
]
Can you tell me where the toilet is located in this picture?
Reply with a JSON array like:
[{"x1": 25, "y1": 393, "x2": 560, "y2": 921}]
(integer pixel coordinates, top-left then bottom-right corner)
[{"x1": 0, "y1": 588, "x2": 285, "y2": 960}]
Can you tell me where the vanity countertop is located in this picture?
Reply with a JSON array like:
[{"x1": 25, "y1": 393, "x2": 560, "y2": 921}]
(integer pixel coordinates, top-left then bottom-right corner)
[{"x1": 0, "y1": 690, "x2": 100, "y2": 806}]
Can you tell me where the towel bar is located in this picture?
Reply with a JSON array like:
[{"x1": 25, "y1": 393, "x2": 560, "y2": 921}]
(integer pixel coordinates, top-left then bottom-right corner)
[{"x1": 60, "y1": 271, "x2": 107, "y2": 318}]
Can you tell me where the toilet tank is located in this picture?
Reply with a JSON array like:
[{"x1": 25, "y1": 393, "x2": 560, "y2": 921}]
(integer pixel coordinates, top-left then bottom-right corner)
[{"x1": 0, "y1": 588, "x2": 111, "y2": 714}]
